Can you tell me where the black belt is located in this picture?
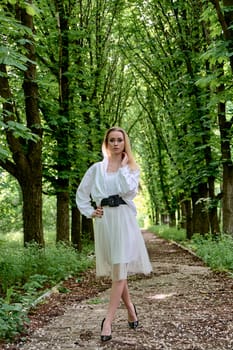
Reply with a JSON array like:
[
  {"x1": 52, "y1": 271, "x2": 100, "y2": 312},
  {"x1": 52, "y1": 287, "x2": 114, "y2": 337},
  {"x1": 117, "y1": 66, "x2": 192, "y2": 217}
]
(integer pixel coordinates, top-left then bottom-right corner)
[{"x1": 101, "y1": 195, "x2": 126, "y2": 207}]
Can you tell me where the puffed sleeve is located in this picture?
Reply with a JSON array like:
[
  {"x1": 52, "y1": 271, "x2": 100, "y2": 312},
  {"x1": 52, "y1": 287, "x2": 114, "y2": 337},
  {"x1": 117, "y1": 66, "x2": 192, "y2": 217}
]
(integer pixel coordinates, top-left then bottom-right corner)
[
  {"x1": 76, "y1": 165, "x2": 96, "y2": 218},
  {"x1": 117, "y1": 165, "x2": 140, "y2": 199}
]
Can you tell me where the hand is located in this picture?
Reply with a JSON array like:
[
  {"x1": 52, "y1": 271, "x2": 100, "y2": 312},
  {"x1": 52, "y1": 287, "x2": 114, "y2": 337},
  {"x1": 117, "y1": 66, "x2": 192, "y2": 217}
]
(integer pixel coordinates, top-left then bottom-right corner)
[
  {"x1": 121, "y1": 152, "x2": 128, "y2": 167},
  {"x1": 92, "y1": 206, "x2": 103, "y2": 218}
]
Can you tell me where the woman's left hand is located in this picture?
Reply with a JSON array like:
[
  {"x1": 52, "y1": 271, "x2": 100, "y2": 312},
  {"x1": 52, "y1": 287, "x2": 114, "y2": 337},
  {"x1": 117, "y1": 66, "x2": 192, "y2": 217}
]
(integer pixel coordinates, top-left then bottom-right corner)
[{"x1": 121, "y1": 152, "x2": 128, "y2": 167}]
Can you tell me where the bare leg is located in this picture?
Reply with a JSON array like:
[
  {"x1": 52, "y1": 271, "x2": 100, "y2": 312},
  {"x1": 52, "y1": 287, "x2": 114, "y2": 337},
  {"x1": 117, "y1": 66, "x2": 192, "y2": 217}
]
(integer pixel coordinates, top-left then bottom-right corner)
[
  {"x1": 101, "y1": 279, "x2": 126, "y2": 336},
  {"x1": 121, "y1": 281, "x2": 138, "y2": 322}
]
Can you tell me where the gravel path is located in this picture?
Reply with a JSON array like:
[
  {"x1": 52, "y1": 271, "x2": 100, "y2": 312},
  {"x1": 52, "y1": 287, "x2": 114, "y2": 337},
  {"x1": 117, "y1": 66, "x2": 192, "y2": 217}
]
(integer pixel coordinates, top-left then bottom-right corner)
[{"x1": 4, "y1": 231, "x2": 233, "y2": 350}]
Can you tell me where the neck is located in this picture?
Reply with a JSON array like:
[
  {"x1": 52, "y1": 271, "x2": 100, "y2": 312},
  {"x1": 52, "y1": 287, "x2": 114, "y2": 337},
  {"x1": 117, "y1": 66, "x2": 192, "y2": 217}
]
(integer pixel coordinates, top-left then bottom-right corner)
[
  {"x1": 108, "y1": 154, "x2": 122, "y2": 162},
  {"x1": 107, "y1": 155, "x2": 122, "y2": 172}
]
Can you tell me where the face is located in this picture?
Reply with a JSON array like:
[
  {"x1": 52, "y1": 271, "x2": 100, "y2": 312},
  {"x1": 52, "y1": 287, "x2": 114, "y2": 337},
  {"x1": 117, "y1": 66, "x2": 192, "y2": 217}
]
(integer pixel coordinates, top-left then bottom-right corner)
[{"x1": 107, "y1": 130, "x2": 125, "y2": 156}]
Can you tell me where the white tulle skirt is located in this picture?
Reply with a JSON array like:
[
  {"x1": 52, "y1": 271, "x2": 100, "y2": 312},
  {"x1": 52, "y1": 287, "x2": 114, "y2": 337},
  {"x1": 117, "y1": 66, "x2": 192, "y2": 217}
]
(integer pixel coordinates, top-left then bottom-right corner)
[{"x1": 93, "y1": 205, "x2": 152, "y2": 281}]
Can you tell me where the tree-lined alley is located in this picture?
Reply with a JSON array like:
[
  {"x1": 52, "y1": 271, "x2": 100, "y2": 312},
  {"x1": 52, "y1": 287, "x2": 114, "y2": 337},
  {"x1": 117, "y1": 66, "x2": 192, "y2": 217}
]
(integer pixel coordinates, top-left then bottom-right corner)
[{"x1": 0, "y1": 0, "x2": 233, "y2": 244}]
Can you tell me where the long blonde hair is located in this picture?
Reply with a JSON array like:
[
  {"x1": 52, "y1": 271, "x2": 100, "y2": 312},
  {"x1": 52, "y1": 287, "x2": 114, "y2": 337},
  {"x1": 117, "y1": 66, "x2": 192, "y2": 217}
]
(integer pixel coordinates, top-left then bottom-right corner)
[{"x1": 102, "y1": 127, "x2": 139, "y2": 171}]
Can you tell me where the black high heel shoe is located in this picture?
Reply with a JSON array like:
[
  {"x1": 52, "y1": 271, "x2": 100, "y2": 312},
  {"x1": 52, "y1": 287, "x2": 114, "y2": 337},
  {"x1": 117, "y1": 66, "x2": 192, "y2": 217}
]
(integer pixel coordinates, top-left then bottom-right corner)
[
  {"x1": 101, "y1": 318, "x2": 112, "y2": 342},
  {"x1": 128, "y1": 304, "x2": 139, "y2": 329}
]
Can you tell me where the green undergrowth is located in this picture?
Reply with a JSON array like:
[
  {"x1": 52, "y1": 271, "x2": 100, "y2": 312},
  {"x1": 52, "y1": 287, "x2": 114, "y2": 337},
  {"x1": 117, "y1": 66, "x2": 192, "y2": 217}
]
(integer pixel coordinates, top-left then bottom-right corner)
[
  {"x1": 149, "y1": 225, "x2": 233, "y2": 275},
  {"x1": 186, "y1": 233, "x2": 233, "y2": 273},
  {"x1": 0, "y1": 240, "x2": 94, "y2": 341},
  {"x1": 148, "y1": 224, "x2": 186, "y2": 242}
]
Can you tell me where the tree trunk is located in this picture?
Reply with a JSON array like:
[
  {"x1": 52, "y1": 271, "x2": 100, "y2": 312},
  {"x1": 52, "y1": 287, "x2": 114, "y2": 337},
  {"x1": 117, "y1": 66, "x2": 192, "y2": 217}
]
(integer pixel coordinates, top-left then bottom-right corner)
[
  {"x1": 179, "y1": 198, "x2": 192, "y2": 238},
  {"x1": 217, "y1": 86, "x2": 233, "y2": 234},
  {"x1": 155, "y1": 209, "x2": 160, "y2": 225},
  {"x1": 184, "y1": 199, "x2": 193, "y2": 239},
  {"x1": 56, "y1": 190, "x2": 70, "y2": 242},
  {"x1": 169, "y1": 211, "x2": 176, "y2": 227},
  {"x1": 222, "y1": 164, "x2": 233, "y2": 233},
  {"x1": 208, "y1": 176, "x2": 220, "y2": 234},
  {"x1": 21, "y1": 5, "x2": 44, "y2": 245},
  {"x1": 21, "y1": 178, "x2": 44, "y2": 245},
  {"x1": 211, "y1": 0, "x2": 233, "y2": 235},
  {"x1": 71, "y1": 206, "x2": 82, "y2": 251},
  {"x1": 54, "y1": 0, "x2": 71, "y2": 242},
  {"x1": 192, "y1": 183, "x2": 209, "y2": 234},
  {"x1": 82, "y1": 216, "x2": 94, "y2": 240}
]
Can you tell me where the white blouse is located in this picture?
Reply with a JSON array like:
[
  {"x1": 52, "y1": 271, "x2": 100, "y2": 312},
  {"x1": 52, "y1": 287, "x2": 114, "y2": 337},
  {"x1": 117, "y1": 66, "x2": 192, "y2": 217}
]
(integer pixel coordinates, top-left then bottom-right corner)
[{"x1": 76, "y1": 158, "x2": 140, "y2": 218}]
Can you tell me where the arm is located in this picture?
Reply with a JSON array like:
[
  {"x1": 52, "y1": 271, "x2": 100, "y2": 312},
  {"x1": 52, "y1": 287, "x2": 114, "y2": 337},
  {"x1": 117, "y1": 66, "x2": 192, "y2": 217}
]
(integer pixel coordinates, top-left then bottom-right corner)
[
  {"x1": 118, "y1": 165, "x2": 140, "y2": 199},
  {"x1": 76, "y1": 165, "x2": 95, "y2": 218}
]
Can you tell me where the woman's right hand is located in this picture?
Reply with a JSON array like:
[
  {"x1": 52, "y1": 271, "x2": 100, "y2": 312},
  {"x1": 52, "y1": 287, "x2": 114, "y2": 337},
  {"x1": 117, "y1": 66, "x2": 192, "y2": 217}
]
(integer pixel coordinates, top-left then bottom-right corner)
[{"x1": 92, "y1": 206, "x2": 103, "y2": 218}]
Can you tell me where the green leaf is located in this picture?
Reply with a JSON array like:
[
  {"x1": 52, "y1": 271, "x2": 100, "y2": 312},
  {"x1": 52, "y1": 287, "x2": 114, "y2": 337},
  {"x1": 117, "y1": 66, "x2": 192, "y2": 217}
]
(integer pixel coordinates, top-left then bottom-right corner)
[
  {"x1": 6, "y1": 121, "x2": 41, "y2": 142},
  {"x1": 25, "y1": 4, "x2": 40, "y2": 17},
  {"x1": 0, "y1": 148, "x2": 10, "y2": 161}
]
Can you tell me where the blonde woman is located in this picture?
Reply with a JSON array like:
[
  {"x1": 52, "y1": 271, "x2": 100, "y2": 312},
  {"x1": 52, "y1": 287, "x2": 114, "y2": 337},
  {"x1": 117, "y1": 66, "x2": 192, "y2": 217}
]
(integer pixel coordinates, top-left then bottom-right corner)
[{"x1": 76, "y1": 127, "x2": 152, "y2": 342}]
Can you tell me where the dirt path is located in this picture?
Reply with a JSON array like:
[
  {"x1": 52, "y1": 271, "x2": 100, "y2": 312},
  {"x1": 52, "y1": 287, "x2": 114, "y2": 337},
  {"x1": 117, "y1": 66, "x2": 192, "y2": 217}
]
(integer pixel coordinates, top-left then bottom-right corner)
[{"x1": 4, "y1": 231, "x2": 233, "y2": 350}]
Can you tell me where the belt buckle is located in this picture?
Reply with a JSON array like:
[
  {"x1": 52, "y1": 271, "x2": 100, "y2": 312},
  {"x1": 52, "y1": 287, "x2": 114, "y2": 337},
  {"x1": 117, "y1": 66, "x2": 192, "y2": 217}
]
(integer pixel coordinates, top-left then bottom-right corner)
[{"x1": 109, "y1": 195, "x2": 119, "y2": 207}]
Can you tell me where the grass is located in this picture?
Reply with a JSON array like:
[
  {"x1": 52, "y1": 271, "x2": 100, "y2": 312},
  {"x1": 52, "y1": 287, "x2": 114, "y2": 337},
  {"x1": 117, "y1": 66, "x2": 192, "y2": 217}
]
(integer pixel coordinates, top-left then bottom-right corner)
[
  {"x1": 186, "y1": 233, "x2": 233, "y2": 273},
  {"x1": 0, "y1": 235, "x2": 95, "y2": 341},
  {"x1": 0, "y1": 241, "x2": 95, "y2": 296},
  {"x1": 148, "y1": 224, "x2": 186, "y2": 242},
  {"x1": 150, "y1": 224, "x2": 233, "y2": 274},
  {"x1": 1, "y1": 229, "x2": 56, "y2": 246}
]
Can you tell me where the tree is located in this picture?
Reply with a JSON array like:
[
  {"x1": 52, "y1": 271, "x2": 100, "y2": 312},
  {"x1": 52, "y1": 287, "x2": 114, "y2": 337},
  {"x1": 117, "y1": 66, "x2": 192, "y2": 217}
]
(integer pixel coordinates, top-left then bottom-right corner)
[
  {"x1": 209, "y1": 0, "x2": 233, "y2": 234},
  {"x1": 118, "y1": 0, "x2": 222, "y2": 236},
  {"x1": 35, "y1": 0, "x2": 128, "y2": 245},
  {"x1": 0, "y1": 2, "x2": 44, "y2": 245}
]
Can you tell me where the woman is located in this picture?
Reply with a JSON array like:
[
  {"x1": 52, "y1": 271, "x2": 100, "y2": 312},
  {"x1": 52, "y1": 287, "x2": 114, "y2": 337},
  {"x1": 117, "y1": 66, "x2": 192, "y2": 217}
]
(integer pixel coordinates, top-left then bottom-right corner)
[{"x1": 76, "y1": 126, "x2": 152, "y2": 342}]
